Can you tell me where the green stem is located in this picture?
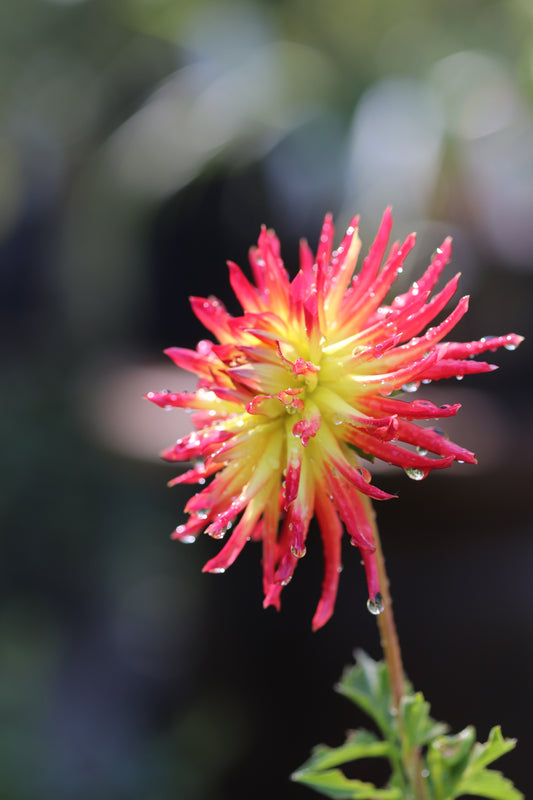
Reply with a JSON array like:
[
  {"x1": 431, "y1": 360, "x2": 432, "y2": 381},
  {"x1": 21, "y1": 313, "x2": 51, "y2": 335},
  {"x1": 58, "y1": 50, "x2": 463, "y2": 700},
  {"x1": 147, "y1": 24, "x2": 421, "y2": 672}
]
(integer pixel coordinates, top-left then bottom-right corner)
[{"x1": 361, "y1": 494, "x2": 430, "y2": 800}]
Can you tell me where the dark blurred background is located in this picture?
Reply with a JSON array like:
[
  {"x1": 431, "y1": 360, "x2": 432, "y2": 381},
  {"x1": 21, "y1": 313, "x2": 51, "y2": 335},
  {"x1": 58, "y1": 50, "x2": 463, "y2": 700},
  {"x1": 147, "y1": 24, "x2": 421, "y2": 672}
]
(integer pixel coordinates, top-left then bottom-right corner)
[{"x1": 1, "y1": 0, "x2": 532, "y2": 797}]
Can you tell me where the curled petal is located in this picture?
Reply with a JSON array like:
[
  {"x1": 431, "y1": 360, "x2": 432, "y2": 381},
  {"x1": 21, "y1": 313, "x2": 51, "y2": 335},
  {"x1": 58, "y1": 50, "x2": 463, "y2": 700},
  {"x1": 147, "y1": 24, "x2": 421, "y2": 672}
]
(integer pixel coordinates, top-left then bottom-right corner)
[
  {"x1": 246, "y1": 394, "x2": 281, "y2": 417},
  {"x1": 292, "y1": 401, "x2": 322, "y2": 447}
]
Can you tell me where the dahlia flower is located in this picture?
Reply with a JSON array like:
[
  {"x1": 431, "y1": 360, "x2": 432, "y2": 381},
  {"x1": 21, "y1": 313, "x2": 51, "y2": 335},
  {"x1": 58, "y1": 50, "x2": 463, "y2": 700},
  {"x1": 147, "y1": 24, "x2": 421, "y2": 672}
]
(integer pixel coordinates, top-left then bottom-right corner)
[{"x1": 146, "y1": 209, "x2": 522, "y2": 630}]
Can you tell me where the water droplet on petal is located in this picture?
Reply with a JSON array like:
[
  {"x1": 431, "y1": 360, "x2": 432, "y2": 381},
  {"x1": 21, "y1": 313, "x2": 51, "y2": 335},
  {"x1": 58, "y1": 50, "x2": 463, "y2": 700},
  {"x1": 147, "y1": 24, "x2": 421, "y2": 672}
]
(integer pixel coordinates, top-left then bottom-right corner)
[
  {"x1": 209, "y1": 528, "x2": 226, "y2": 540},
  {"x1": 175, "y1": 526, "x2": 196, "y2": 544},
  {"x1": 195, "y1": 509, "x2": 210, "y2": 520},
  {"x1": 402, "y1": 381, "x2": 419, "y2": 393},
  {"x1": 504, "y1": 342, "x2": 516, "y2": 351},
  {"x1": 367, "y1": 592, "x2": 384, "y2": 615},
  {"x1": 456, "y1": 375, "x2": 464, "y2": 381},
  {"x1": 332, "y1": 414, "x2": 344, "y2": 426},
  {"x1": 416, "y1": 446, "x2": 428, "y2": 456},
  {"x1": 404, "y1": 467, "x2": 427, "y2": 481},
  {"x1": 356, "y1": 467, "x2": 372, "y2": 483},
  {"x1": 210, "y1": 567, "x2": 226, "y2": 574},
  {"x1": 291, "y1": 545, "x2": 307, "y2": 558}
]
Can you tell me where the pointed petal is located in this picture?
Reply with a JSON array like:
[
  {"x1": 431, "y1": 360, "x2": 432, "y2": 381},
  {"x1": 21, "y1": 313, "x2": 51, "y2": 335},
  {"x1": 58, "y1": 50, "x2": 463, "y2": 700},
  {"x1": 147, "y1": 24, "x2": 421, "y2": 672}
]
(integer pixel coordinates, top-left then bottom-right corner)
[
  {"x1": 167, "y1": 460, "x2": 223, "y2": 486},
  {"x1": 312, "y1": 487, "x2": 343, "y2": 630},
  {"x1": 358, "y1": 396, "x2": 461, "y2": 420},
  {"x1": 190, "y1": 296, "x2": 233, "y2": 342},
  {"x1": 227, "y1": 260, "x2": 263, "y2": 313},
  {"x1": 421, "y1": 359, "x2": 497, "y2": 381},
  {"x1": 437, "y1": 333, "x2": 524, "y2": 360},
  {"x1": 345, "y1": 428, "x2": 455, "y2": 473},
  {"x1": 160, "y1": 427, "x2": 234, "y2": 462},
  {"x1": 394, "y1": 419, "x2": 476, "y2": 464}
]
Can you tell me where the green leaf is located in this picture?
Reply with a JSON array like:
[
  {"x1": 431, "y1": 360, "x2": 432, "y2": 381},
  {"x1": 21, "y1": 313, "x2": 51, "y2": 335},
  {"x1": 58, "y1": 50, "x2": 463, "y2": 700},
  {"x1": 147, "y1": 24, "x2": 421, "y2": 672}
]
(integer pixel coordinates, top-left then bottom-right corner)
[
  {"x1": 466, "y1": 727, "x2": 517, "y2": 772},
  {"x1": 336, "y1": 651, "x2": 396, "y2": 739},
  {"x1": 427, "y1": 726, "x2": 523, "y2": 800},
  {"x1": 458, "y1": 768, "x2": 523, "y2": 800},
  {"x1": 300, "y1": 729, "x2": 391, "y2": 772},
  {"x1": 455, "y1": 727, "x2": 523, "y2": 800},
  {"x1": 292, "y1": 767, "x2": 402, "y2": 799},
  {"x1": 427, "y1": 727, "x2": 477, "y2": 799},
  {"x1": 401, "y1": 692, "x2": 448, "y2": 750}
]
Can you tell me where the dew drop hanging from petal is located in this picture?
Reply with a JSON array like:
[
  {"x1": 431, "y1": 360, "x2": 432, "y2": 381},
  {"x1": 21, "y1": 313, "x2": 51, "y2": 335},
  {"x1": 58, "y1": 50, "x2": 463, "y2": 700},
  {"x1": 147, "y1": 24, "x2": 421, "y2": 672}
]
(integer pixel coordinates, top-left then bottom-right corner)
[
  {"x1": 367, "y1": 593, "x2": 385, "y2": 615},
  {"x1": 404, "y1": 467, "x2": 427, "y2": 481}
]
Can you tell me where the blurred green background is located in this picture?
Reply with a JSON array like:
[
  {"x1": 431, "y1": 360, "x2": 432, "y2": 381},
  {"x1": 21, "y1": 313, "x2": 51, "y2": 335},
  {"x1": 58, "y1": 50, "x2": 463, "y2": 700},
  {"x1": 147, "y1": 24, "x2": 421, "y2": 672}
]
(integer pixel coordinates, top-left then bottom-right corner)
[{"x1": 1, "y1": 0, "x2": 532, "y2": 797}]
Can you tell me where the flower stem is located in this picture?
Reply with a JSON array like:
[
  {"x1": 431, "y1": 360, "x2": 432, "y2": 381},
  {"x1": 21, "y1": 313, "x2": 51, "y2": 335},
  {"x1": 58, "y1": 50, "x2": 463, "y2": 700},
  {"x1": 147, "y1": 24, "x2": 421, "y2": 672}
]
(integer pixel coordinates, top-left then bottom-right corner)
[{"x1": 360, "y1": 494, "x2": 429, "y2": 800}]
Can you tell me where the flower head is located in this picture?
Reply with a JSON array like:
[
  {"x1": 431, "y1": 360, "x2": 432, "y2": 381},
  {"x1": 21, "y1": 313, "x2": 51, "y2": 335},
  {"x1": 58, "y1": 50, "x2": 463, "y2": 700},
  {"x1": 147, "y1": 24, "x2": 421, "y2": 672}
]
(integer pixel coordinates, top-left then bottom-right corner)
[{"x1": 146, "y1": 209, "x2": 522, "y2": 629}]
